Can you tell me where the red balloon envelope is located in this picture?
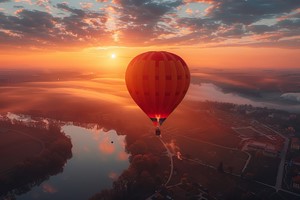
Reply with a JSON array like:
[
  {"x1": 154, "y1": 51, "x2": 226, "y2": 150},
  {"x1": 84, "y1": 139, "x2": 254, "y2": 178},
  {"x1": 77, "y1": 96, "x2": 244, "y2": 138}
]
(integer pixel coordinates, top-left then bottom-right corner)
[{"x1": 125, "y1": 51, "x2": 190, "y2": 135}]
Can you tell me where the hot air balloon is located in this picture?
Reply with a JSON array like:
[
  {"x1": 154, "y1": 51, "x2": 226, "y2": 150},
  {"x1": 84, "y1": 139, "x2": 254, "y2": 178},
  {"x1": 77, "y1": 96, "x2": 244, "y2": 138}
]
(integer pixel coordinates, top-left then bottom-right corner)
[{"x1": 125, "y1": 51, "x2": 190, "y2": 136}]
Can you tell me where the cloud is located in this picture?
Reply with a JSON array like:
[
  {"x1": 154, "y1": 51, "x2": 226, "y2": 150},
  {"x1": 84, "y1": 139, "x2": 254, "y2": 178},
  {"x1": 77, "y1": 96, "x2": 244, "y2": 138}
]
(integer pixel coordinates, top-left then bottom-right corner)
[
  {"x1": 36, "y1": 0, "x2": 50, "y2": 5},
  {"x1": 157, "y1": 0, "x2": 300, "y2": 47},
  {"x1": 0, "y1": 10, "x2": 57, "y2": 46},
  {"x1": 277, "y1": 18, "x2": 300, "y2": 30},
  {"x1": 56, "y1": 2, "x2": 85, "y2": 16},
  {"x1": 14, "y1": 0, "x2": 32, "y2": 4},
  {"x1": 0, "y1": 77, "x2": 132, "y2": 115},
  {"x1": 278, "y1": 8, "x2": 300, "y2": 21},
  {"x1": 13, "y1": 5, "x2": 24, "y2": 8},
  {"x1": 186, "y1": 83, "x2": 269, "y2": 107},
  {"x1": 173, "y1": 1, "x2": 300, "y2": 48},
  {"x1": 185, "y1": 8, "x2": 193, "y2": 15},
  {"x1": 247, "y1": 24, "x2": 277, "y2": 34},
  {"x1": 0, "y1": 4, "x2": 110, "y2": 49},
  {"x1": 80, "y1": 2, "x2": 93, "y2": 9},
  {"x1": 114, "y1": 0, "x2": 184, "y2": 45},
  {"x1": 184, "y1": 0, "x2": 213, "y2": 2},
  {"x1": 205, "y1": 0, "x2": 300, "y2": 25},
  {"x1": 35, "y1": 0, "x2": 51, "y2": 10},
  {"x1": 0, "y1": 0, "x2": 299, "y2": 48},
  {"x1": 280, "y1": 93, "x2": 300, "y2": 103}
]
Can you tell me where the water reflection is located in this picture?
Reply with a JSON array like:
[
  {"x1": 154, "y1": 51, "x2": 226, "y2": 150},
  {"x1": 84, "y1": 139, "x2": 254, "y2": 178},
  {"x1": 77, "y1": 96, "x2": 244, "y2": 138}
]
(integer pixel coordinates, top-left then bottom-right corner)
[
  {"x1": 0, "y1": 118, "x2": 72, "y2": 199},
  {"x1": 16, "y1": 125, "x2": 129, "y2": 200},
  {"x1": 41, "y1": 183, "x2": 57, "y2": 194}
]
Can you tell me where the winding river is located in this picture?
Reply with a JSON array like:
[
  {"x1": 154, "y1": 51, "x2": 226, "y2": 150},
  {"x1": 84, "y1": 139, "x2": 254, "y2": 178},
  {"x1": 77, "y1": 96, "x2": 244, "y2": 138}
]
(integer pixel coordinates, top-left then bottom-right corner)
[{"x1": 16, "y1": 124, "x2": 129, "y2": 200}]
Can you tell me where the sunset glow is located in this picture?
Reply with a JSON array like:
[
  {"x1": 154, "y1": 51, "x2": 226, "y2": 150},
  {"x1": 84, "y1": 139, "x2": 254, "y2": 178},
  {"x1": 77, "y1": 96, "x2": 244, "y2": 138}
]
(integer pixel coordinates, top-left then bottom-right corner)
[
  {"x1": 110, "y1": 53, "x2": 116, "y2": 59},
  {"x1": 0, "y1": 0, "x2": 299, "y2": 70}
]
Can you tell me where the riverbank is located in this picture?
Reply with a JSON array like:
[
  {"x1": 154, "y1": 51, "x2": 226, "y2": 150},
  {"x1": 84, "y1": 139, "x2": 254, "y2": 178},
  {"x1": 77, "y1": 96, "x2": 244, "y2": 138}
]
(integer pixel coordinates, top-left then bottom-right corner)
[{"x1": 0, "y1": 119, "x2": 72, "y2": 198}]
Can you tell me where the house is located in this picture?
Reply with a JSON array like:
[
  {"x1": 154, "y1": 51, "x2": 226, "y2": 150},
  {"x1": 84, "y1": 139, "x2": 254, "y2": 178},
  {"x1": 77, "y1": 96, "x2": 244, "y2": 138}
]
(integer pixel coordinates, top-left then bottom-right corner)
[
  {"x1": 247, "y1": 141, "x2": 279, "y2": 157},
  {"x1": 263, "y1": 148, "x2": 278, "y2": 157},
  {"x1": 292, "y1": 176, "x2": 300, "y2": 190},
  {"x1": 291, "y1": 137, "x2": 300, "y2": 151},
  {"x1": 247, "y1": 141, "x2": 266, "y2": 151}
]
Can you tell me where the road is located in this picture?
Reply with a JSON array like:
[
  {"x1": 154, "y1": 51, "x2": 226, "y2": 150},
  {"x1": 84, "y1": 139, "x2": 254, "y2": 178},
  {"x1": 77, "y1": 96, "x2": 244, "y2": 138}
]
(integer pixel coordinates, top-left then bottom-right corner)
[
  {"x1": 158, "y1": 137, "x2": 174, "y2": 186},
  {"x1": 147, "y1": 122, "x2": 297, "y2": 199},
  {"x1": 145, "y1": 136, "x2": 174, "y2": 200},
  {"x1": 259, "y1": 124, "x2": 290, "y2": 191},
  {"x1": 234, "y1": 122, "x2": 291, "y2": 191},
  {"x1": 276, "y1": 136, "x2": 289, "y2": 191}
]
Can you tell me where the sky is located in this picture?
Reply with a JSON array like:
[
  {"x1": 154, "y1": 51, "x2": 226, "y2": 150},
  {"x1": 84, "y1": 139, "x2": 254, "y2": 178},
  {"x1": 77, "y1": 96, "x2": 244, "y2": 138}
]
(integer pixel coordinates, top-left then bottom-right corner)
[{"x1": 0, "y1": 0, "x2": 299, "y2": 70}]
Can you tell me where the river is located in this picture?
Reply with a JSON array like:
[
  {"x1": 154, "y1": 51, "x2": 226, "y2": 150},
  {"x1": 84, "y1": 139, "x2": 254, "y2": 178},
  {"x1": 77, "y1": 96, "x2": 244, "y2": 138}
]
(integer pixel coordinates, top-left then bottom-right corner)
[{"x1": 16, "y1": 124, "x2": 129, "y2": 200}]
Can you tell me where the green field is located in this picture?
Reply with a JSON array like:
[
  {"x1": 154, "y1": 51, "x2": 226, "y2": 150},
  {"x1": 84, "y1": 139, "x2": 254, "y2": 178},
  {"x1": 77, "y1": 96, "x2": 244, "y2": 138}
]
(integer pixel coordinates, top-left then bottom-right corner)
[
  {"x1": 161, "y1": 108, "x2": 248, "y2": 175},
  {"x1": 172, "y1": 134, "x2": 248, "y2": 174}
]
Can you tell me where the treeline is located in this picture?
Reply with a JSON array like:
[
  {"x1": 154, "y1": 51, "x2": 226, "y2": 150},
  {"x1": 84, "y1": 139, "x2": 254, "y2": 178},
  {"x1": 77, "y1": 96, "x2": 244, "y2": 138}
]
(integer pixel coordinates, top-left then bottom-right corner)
[
  {"x1": 0, "y1": 120, "x2": 73, "y2": 198},
  {"x1": 0, "y1": 118, "x2": 63, "y2": 141},
  {"x1": 195, "y1": 100, "x2": 300, "y2": 134}
]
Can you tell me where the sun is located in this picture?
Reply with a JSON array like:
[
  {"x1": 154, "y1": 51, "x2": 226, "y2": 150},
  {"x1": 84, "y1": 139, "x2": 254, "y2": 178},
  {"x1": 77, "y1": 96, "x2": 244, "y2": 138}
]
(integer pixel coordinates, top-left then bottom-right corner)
[{"x1": 111, "y1": 53, "x2": 116, "y2": 59}]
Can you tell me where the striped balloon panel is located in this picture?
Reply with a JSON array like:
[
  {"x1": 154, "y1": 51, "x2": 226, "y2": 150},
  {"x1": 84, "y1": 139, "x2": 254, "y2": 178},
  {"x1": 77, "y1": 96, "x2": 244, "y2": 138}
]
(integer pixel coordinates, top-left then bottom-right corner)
[{"x1": 125, "y1": 51, "x2": 190, "y2": 122}]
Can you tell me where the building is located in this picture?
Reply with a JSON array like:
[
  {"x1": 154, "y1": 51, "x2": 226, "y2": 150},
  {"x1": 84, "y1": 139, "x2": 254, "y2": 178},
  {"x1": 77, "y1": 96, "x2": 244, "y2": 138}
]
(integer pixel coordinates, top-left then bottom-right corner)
[
  {"x1": 246, "y1": 141, "x2": 279, "y2": 157},
  {"x1": 263, "y1": 148, "x2": 278, "y2": 157},
  {"x1": 291, "y1": 137, "x2": 300, "y2": 151},
  {"x1": 292, "y1": 175, "x2": 300, "y2": 190},
  {"x1": 247, "y1": 141, "x2": 266, "y2": 151}
]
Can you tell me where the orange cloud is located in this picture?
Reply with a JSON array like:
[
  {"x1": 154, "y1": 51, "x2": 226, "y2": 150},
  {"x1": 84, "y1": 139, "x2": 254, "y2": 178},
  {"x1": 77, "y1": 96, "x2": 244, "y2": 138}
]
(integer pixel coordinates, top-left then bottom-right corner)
[
  {"x1": 80, "y1": 2, "x2": 93, "y2": 9},
  {"x1": 14, "y1": 8, "x2": 24, "y2": 15},
  {"x1": 186, "y1": 8, "x2": 193, "y2": 14}
]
